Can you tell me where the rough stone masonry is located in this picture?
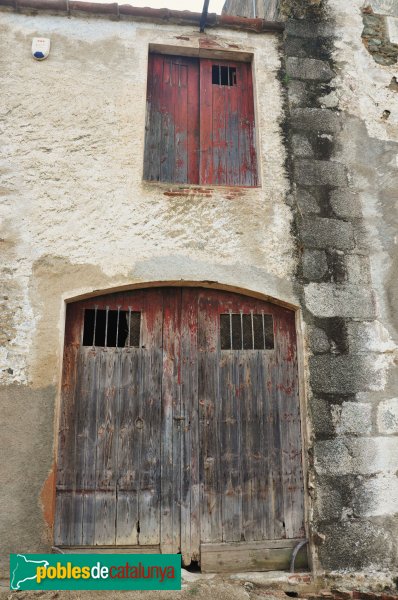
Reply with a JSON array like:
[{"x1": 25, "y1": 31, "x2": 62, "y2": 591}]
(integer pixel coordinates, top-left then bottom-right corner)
[{"x1": 282, "y1": 0, "x2": 398, "y2": 581}]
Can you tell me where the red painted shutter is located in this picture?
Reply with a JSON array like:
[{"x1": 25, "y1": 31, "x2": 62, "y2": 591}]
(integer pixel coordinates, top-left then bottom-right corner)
[
  {"x1": 144, "y1": 54, "x2": 200, "y2": 184},
  {"x1": 199, "y1": 59, "x2": 258, "y2": 187}
]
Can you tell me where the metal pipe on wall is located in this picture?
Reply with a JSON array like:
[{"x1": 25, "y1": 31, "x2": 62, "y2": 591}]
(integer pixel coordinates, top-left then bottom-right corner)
[{"x1": 200, "y1": 0, "x2": 210, "y2": 32}]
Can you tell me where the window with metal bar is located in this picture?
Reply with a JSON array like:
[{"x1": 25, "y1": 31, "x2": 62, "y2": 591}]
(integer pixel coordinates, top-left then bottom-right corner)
[
  {"x1": 82, "y1": 308, "x2": 141, "y2": 348},
  {"x1": 220, "y1": 312, "x2": 274, "y2": 350},
  {"x1": 212, "y1": 65, "x2": 237, "y2": 86},
  {"x1": 143, "y1": 53, "x2": 258, "y2": 186}
]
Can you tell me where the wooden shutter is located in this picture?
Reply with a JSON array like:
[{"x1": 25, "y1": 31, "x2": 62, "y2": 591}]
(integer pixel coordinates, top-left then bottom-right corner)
[
  {"x1": 144, "y1": 54, "x2": 200, "y2": 184},
  {"x1": 200, "y1": 59, "x2": 258, "y2": 187}
]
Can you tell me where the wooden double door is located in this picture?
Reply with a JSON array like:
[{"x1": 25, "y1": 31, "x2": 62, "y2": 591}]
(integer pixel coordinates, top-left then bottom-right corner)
[{"x1": 55, "y1": 287, "x2": 305, "y2": 569}]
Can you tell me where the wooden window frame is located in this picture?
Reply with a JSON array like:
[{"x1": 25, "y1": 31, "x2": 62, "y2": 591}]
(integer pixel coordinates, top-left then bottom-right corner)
[{"x1": 143, "y1": 52, "x2": 259, "y2": 188}]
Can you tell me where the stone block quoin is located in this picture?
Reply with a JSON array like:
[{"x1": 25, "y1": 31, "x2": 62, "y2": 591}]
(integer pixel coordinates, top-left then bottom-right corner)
[{"x1": 282, "y1": 4, "x2": 395, "y2": 574}]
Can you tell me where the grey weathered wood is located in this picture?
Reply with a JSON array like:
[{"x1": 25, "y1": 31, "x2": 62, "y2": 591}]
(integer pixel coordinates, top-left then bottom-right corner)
[
  {"x1": 56, "y1": 288, "x2": 305, "y2": 567},
  {"x1": 241, "y1": 351, "x2": 256, "y2": 542},
  {"x1": 94, "y1": 349, "x2": 118, "y2": 544},
  {"x1": 70, "y1": 350, "x2": 87, "y2": 546},
  {"x1": 57, "y1": 345, "x2": 79, "y2": 492},
  {"x1": 174, "y1": 63, "x2": 188, "y2": 184},
  {"x1": 144, "y1": 55, "x2": 199, "y2": 184},
  {"x1": 55, "y1": 341, "x2": 79, "y2": 545},
  {"x1": 226, "y1": 77, "x2": 240, "y2": 186},
  {"x1": 115, "y1": 349, "x2": 140, "y2": 545},
  {"x1": 277, "y1": 311, "x2": 305, "y2": 539},
  {"x1": 202, "y1": 538, "x2": 305, "y2": 552},
  {"x1": 201, "y1": 539, "x2": 308, "y2": 573},
  {"x1": 139, "y1": 289, "x2": 162, "y2": 546},
  {"x1": 181, "y1": 288, "x2": 200, "y2": 564},
  {"x1": 59, "y1": 546, "x2": 160, "y2": 553},
  {"x1": 161, "y1": 289, "x2": 180, "y2": 553},
  {"x1": 220, "y1": 348, "x2": 242, "y2": 542},
  {"x1": 212, "y1": 81, "x2": 227, "y2": 185},
  {"x1": 54, "y1": 492, "x2": 73, "y2": 546},
  {"x1": 198, "y1": 293, "x2": 222, "y2": 544},
  {"x1": 93, "y1": 492, "x2": 116, "y2": 546},
  {"x1": 81, "y1": 349, "x2": 100, "y2": 545},
  {"x1": 267, "y1": 343, "x2": 285, "y2": 540},
  {"x1": 160, "y1": 60, "x2": 175, "y2": 184},
  {"x1": 143, "y1": 53, "x2": 161, "y2": 181},
  {"x1": 71, "y1": 347, "x2": 98, "y2": 546}
]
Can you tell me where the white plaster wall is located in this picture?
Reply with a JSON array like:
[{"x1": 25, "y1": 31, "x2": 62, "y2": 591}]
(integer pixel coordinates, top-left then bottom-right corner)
[{"x1": 0, "y1": 13, "x2": 294, "y2": 387}]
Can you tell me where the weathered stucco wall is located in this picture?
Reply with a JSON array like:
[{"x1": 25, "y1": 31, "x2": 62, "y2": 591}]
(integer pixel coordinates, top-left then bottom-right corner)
[{"x1": 0, "y1": 11, "x2": 293, "y2": 577}]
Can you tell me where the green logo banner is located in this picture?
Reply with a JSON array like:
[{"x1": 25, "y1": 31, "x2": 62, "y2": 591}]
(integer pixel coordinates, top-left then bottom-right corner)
[{"x1": 10, "y1": 554, "x2": 181, "y2": 591}]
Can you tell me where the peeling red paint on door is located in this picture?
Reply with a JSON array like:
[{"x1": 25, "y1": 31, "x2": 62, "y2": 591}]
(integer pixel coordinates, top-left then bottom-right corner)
[
  {"x1": 144, "y1": 54, "x2": 258, "y2": 186},
  {"x1": 55, "y1": 287, "x2": 304, "y2": 566}
]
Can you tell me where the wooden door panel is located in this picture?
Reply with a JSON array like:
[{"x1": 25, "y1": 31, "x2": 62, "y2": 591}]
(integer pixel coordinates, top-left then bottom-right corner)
[
  {"x1": 196, "y1": 289, "x2": 304, "y2": 545},
  {"x1": 144, "y1": 55, "x2": 200, "y2": 184},
  {"x1": 55, "y1": 286, "x2": 305, "y2": 567},
  {"x1": 55, "y1": 289, "x2": 164, "y2": 548},
  {"x1": 199, "y1": 60, "x2": 258, "y2": 186}
]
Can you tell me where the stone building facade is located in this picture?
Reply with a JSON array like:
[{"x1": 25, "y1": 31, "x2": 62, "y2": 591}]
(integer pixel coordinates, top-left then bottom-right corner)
[{"x1": 0, "y1": 0, "x2": 397, "y2": 587}]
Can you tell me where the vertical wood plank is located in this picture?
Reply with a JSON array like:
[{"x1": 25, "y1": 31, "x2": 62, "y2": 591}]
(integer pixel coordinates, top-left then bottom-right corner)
[
  {"x1": 246, "y1": 63, "x2": 258, "y2": 187},
  {"x1": 257, "y1": 350, "x2": 271, "y2": 540},
  {"x1": 180, "y1": 288, "x2": 200, "y2": 564},
  {"x1": 55, "y1": 341, "x2": 79, "y2": 546},
  {"x1": 219, "y1": 347, "x2": 242, "y2": 542},
  {"x1": 161, "y1": 288, "x2": 181, "y2": 553},
  {"x1": 266, "y1": 317, "x2": 285, "y2": 539},
  {"x1": 241, "y1": 350, "x2": 265, "y2": 541},
  {"x1": 139, "y1": 289, "x2": 162, "y2": 546},
  {"x1": 54, "y1": 492, "x2": 73, "y2": 547},
  {"x1": 198, "y1": 292, "x2": 222, "y2": 543},
  {"x1": 199, "y1": 59, "x2": 214, "y2": 185},
  {"x1": 143, "y1": 54, "x2": 162, "y2": 181},
  {"x1": 115, "y1": 348, "x2": 140, "y2": 545},
  {"x1": 74, "y1": 347, "x2": 99, "y2": 545},
  {"x1": 226, "y1": 74, "x2": 240, "y2": 186},
  {"x1": 94, "y1": 348, "x2": 118, "y2": 545},
  {"x1": 212, "y1": 81, "x2": 227, "y2": 185},
  {"x1": 174, "y1": 62, "x2": 188, "y2": 184},
  {"x1": 239, "y1": 62, "x2": 258, "y2": 186},
  {"x1": 240, "y1": 350, "x2": 254, "y2": 542},
  {"x1": 277, "y1": 311, "x2": 305, "y2": 539},
  {"x1": 160, "y1": 58, "x2": 175, "y2": 183},
  {"x1": 81, "y1": 348, "x2": 100, "y2": 545},
  {"x1": 187, "y1": 59, "x2": 200, "y2": 184}
]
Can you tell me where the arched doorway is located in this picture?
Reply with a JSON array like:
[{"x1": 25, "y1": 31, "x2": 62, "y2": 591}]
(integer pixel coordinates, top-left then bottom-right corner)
[{"x1": 55, "y1": 287, "x2": 306, "y2": 570}]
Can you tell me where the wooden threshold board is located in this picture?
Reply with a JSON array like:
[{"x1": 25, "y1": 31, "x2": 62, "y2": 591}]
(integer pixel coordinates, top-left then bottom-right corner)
[
  {"x1": 200, "y1": 539, "x2": 308, "y2": 573},
  {"x1": 56, "y1": 546, "x2": 160, "y2": 554}
]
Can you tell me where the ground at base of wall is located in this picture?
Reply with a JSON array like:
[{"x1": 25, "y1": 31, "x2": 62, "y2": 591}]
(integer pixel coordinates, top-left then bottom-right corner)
[{"x1": 1, "y1": 572, "x2": 398, "y2": 600}]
